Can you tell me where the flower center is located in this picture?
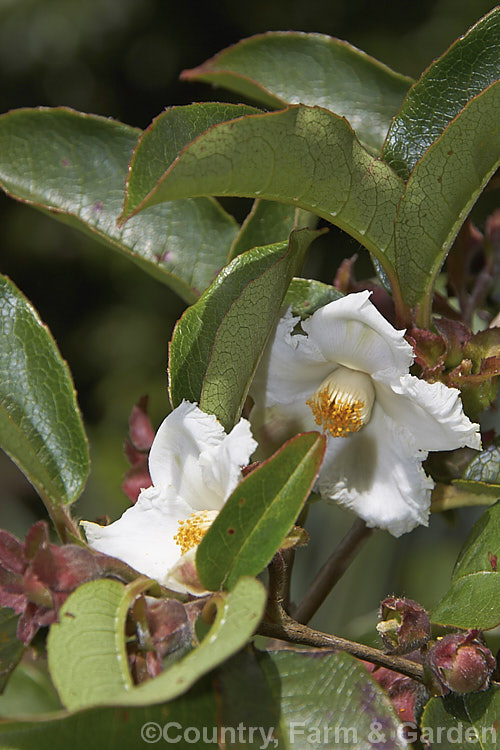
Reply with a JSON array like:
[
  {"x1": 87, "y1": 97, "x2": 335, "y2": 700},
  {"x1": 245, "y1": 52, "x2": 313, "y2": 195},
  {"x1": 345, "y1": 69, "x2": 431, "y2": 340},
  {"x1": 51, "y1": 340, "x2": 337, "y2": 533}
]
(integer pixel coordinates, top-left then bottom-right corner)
[
  {"x1": 306, "y1": 365, "x2": 375, "y2": 438},
  {"x1": 173, "y1": 510, "x2": 218, "y2": 555}
]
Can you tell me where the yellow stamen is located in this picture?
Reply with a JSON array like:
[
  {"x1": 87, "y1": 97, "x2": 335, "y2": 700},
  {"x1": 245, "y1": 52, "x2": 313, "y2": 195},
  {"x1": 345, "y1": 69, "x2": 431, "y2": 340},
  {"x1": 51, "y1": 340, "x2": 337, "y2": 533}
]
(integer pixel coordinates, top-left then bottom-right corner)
[
  {"x1": 306, "y1": 365, "x2": 375, "y2": 438},
  {"x1": 173, "y1": 510, "x2": 218, "y2": 555}
]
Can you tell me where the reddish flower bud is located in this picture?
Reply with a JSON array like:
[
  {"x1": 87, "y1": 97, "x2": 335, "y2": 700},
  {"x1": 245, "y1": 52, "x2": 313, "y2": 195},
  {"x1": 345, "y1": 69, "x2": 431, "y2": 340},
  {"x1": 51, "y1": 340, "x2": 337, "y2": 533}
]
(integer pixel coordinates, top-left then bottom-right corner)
[
  {"x1": 128, "y1": 395, "x2": 155, "y2": 452},
  {"x1": 377, "y1": 597, "x2": 431, "y2": 654},
  {"x1": 426, "y1": 631, "x2": 496, "y2": 695}
]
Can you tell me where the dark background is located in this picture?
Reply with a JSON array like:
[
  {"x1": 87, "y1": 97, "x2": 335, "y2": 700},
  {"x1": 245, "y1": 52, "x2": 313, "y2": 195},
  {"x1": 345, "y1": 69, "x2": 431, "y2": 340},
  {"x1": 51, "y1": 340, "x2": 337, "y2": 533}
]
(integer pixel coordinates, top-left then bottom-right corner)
[{"x1": 0, "y1": 0, "x2": 497, "y2": 639}]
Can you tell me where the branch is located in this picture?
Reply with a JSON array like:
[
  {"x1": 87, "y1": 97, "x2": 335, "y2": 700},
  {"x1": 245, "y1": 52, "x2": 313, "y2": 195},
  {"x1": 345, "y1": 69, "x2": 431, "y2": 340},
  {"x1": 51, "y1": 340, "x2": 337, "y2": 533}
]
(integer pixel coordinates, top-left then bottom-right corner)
[
  {"x1": 293, "y1": 518, "x2": 373, "y2": 624},
  {"x1": 258, "y1": 618, "x2": 425, "y2": 683}
]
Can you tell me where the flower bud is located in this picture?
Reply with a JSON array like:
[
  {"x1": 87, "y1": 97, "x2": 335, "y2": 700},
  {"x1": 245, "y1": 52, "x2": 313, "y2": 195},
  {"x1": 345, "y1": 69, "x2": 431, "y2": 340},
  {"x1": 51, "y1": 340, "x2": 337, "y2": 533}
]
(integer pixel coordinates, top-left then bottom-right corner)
[
  {"x1": 426, "y1": 631, "x2": 496, "y2": 695},
  {"x1": 377, "y1": 597, "x2": 431, "y2": 654}
]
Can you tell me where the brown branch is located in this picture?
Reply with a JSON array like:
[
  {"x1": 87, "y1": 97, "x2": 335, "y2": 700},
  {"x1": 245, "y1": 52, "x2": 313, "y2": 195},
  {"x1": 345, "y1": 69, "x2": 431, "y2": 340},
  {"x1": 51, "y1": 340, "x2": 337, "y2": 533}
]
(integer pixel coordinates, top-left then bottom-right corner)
[
  {"x1": 293, "y1": 518, "x2": 373, "y2": 624},
  {"x1": 258, "y1": 619, "x2": 425, "y2": 683}
]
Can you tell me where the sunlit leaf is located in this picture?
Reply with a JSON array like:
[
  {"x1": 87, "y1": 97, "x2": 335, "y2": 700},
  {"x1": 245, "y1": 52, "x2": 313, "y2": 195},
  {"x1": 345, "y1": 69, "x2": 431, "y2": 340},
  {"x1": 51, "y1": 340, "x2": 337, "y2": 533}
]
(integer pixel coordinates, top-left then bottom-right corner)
[
  {"x1": 383, "y1": 7, "x2": 500, "y2": 180},
  {"x1": 0, "y1": 108, "x2": 240, "y2": 303},
  {"x1": 394, "y1": 82, "x2": 500, "y2": 306},
  {"x1": 0, "y1": 274, "x2": 89, "y2": 509},
  {"x1": 121, "y1": 104, "x2": 404, "y2": 278},
  {"x1": 47, "y1": 577, "x2": 265, "y2": 711},
  {"x1": 182, "y1": 31, "x2": 412, "y2": 155},
  {"x1": 197, "y1": 432, "x2": 325, "y2": 590},
  {"x1": 169, "y1": 228, "x2": 322, "y2": 431}
]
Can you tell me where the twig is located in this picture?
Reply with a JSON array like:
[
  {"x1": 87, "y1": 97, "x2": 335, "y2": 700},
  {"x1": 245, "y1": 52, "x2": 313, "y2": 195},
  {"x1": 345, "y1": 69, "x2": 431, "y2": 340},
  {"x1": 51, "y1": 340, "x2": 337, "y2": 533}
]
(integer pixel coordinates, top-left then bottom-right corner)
[
  {"x1": 258, "y1": 619, "x2": 425, "y2": 683},
  {"x1": 293, "y1": 518, "x2": 373, "y2": 624}
]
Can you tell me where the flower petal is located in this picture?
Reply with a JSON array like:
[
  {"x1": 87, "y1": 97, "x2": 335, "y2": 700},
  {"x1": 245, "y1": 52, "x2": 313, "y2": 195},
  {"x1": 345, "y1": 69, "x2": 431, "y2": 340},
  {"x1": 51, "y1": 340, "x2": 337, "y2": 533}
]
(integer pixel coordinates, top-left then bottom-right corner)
[
  {"x1": 196, "y1": 417, "x2": 258, "y2": 510},
  {"x1": 148, "y1": 401, "x2": 256, "y2": 511},
  {"x1": 374, "y1": 374, "x2": 481, "y2": 452},
  {"x1": 81, "y1": 486, "x2": 193, "y2": 589},
  {"x1": 250, "y1": 309, "x2": 334, "y2": 422},
  {"x1": 302, "y1": 291, "x2": 414, "y2": 376},
  {"x1": 317, "y1": 404, "x2": 434, "y2": 536}
]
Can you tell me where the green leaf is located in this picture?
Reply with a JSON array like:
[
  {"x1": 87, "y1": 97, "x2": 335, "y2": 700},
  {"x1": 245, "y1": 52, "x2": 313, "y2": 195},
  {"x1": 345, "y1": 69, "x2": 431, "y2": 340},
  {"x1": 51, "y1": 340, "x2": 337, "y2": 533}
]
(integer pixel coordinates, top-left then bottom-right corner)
[
  {"x1": 0, "y1": 275, "x2": 89, "y2": 509},
  {"x1": 430, "y1": 573, "x2": 500, "y2": 631},
  {"x1": 420, "y1": 687, "x2": 500, "y2": 750},
  {"x1": 0, "y1": 108, "x2": 239, "y2": 303},
  {"x1": 47, "y1": 578, "x2": 135, "y2": 710},
  {"x1": 0, "y1": 660, "x2": 61, "y2": 717},
  {"x1": 258, "y1": 649, "x2": 406, "y2": 748},
  {"x1": 383, "y1": 7, "x2": 500, "y2": 180},
  {"x1": 182, "y1": 31, "x2": 413, "y2": 155},
  {"x1": 122, "y1": 104, "x2": 404, "y2": 276},
  {"x1": 0, "y1": 679, "x2": 217, "y2": 748},
  {"x1": 0, "y1": 608, "x2": 24, "y2": 694},
  {"x1": 229, "y1": 199, "x2": 317, "y2": 260},
  {"x1": 169, "y1": 228, "x2": 322, "y2": 431},
  {"x1": 197, "y1": 432, "x2": 325, "y2": 591},
  {"x1": 394, "y1": 82, "x2": 500, "y2": 307},
  {"x1": 453, "y1": 500, "x2": 500, "y2": 578},
  {"x1": 122, "y1": 102, "x2": 260, "y2": 221},
  {"x1": 431, "y1": 502, "x2": 500, "y2": 629},
  {"x1": 283, "y1": 278, "x2": 343, "y2": 318},
  {"x1": 47, "y1": 576, "x2": 265, "y2": 710},
  {"x1": 215, "y1": 650, "x2": 281, "y2": 746}
]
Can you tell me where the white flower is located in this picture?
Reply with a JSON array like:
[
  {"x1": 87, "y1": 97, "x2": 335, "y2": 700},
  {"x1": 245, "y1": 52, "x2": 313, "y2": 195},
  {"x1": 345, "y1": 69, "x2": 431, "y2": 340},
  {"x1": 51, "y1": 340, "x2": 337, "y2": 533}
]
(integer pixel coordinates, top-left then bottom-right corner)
[
  {"x1": 250, "y1": 291, "x2": 481, "y2": 537},
  {"x1": 81, "y1": 401, "x2": 257, "y2": 594}
]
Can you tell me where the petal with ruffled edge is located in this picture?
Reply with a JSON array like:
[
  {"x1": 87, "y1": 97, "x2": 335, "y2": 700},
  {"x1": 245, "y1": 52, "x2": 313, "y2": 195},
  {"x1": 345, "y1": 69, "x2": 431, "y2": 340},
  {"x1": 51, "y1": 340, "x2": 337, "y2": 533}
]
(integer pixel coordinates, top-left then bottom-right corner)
[
  {"x1": 81, "y1": 485, "x2": 194, "y2": 590},
  {"x1": 302, "y1": 291, "x2": 414, "y2": 377},
  {"x1": 148, "y1": 401, "x2": 257, "y2": 511},
  {"x1": 317, "y1": 404, "x2": 434, "y2": 537},
  {"x1": 374, "y1": 374, "x2": 481, "y2": 452}
]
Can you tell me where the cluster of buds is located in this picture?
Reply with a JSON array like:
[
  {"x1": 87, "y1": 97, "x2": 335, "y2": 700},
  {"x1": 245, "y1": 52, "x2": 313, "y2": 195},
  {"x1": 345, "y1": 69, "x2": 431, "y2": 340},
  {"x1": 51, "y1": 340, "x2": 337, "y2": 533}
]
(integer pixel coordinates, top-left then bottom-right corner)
[
  {"x1": 376, "y1": 596, "x2": 497, "y2": 713},
  {"x1": 0, "y1": 521, "x2": 138, "y2": 644}
]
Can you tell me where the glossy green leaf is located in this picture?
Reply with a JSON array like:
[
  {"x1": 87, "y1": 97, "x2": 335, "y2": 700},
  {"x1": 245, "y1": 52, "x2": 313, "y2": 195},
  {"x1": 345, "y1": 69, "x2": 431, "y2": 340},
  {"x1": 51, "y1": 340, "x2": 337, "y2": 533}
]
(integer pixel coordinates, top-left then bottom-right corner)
[
  {"x1": 0, "y1": 608, "x2": 23, "y2": 694},
  {"x1": 169, "y1": 228, "x2": 322, "y2": 431},
  {"x1": 394, "y1": 82, "x2": 500, "y2": 307},
  {"x1": 383, "y1": 7, "x2": 500, "y2": 180},
  {"x1": 0, "y1": 679, "x2": 217, "y2": 748},
  {"x1": 259, "y1": 649, "x2": 406, "y2": 749},
  {"x1": 283, "y1": 278, "x2": 343, "y2": 317},
  {"x1": 122, "y1": 105, "x2": 404, "y2": 276},
  {"x1": 0, "y1": 107, "x2": 240, "y2": 303},
  {"x1": 431, "y1": 502, "x2": 500, "y2": 629},
  {"x1": 0, "y1": 275, "x2": 89, "y2": 508},
  {"x1": 197, "y1": 432, "x2": 325, "y2": 591},
  {"x1": 182, "y1": 32, "x2": 413, "y2": 155},
  {"x1": 420, "y1": 687, "x2": 500, "y2": 750},
  {"x1": 47, "y1": 576, "x2": 265, "y2": 711},
  {"x1": 229, "y1": 199, "x2": 317, "y2": 260}
]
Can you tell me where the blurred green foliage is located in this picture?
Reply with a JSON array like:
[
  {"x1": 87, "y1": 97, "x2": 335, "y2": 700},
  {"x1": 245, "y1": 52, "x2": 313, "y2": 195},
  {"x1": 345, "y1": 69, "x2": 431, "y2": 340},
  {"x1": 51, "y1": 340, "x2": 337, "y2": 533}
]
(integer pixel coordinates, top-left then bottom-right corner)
[{"x1": 0, "y1": 0, "x2": 497, "y2": 649}]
